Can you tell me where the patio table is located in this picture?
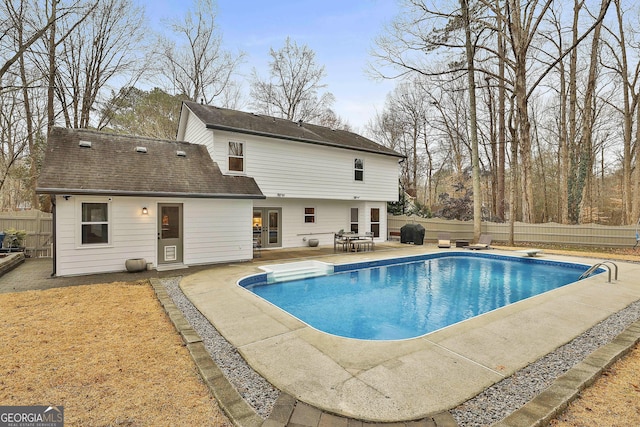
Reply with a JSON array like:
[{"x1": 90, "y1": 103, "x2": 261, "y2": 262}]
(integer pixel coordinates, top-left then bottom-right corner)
[{"x1": 335, "y1": 233, "x2": 374, "y2": 252}]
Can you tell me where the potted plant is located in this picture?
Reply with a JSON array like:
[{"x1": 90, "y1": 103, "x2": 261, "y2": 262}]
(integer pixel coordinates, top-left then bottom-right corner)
[{"x1": 3, "y1": 228, "x2": 27, "y2": 249}]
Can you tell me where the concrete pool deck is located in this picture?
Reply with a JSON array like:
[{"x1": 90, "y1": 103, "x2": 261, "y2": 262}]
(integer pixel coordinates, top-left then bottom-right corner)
[{"x1": 180, "y1": 245, "x2": 640, "y2": 423}]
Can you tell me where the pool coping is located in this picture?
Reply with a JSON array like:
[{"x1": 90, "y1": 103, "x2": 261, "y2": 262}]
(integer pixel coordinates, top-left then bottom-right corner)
[{"x1": 178, "y1": 247, "x2": 640, "y2": 423}]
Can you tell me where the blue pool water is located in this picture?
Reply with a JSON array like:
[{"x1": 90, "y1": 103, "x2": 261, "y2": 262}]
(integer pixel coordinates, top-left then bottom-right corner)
[{"x1": 241, "y1": 253, "x2": 596, "y2": 340}]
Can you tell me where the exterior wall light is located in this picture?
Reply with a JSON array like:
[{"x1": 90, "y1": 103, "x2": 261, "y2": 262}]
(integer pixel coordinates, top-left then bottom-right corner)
[{"x1": 142, "y1": 207, "x2": 148, "y2": 215}]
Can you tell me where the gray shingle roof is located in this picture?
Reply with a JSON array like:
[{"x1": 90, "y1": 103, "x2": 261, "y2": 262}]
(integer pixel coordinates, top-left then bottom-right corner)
[
  {"x1": 183, "y1": 101, "x2": 405, "y2": 158},
  {"x1": 36, "y1": 127, "x2": 264, "y2": 199}
]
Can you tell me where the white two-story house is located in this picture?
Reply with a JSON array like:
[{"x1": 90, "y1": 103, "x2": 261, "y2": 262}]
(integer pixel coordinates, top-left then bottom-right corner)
[
  {"x1": 177, "y1": 101, "x2": 404, "y2": 250},
  {"x1": 36, "y1": 104, "x2": 402, "y2": 276}
]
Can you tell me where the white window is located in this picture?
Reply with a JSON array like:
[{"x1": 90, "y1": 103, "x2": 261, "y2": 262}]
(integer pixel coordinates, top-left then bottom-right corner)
[
  {"x1": 371, "y1": 208, "x2": 380, "y2": 238},
  {"x1": 228, "y1": 141, "x2": 245, "y2": 172},
  {"x1": 350, "y1": 208, "x2": 359, "y2": 233},
  {"x1": 81, "y1": 202, "x2": 109, "y2": 245},
  {"x1": 354, "y1": 158, "x2": 364, "y2": 181},
  {"x1": 304, "y1": 207, "x2": 316, "y2": 223}
]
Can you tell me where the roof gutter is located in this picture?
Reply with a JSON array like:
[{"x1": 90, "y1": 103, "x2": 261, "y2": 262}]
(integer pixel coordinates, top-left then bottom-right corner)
[
  {"x1": 35, "y1": 188, "x2": 266, "y2": 199},
  {"x1": 205, "y1": 123, "x2": 406, "y2": 159}
]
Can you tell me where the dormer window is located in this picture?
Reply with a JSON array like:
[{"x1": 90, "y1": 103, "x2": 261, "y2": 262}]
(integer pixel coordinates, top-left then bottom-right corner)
[
  {"x1": 229, "y1": 141, "x2": 245, "y2": 172},
  {"x1": 354, "y1": 158, "x2": 364, "y2": 181}
]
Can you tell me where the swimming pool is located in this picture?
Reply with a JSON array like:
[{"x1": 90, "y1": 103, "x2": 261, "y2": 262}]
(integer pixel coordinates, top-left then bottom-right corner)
[{"x1": 240, "y1": 252, "x2": 599, "y2": 340}]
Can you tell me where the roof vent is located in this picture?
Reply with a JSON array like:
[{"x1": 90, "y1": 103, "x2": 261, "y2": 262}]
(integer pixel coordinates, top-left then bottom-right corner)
[
  {"x1": 176, "y1": 150, "x2": 186, "y2": 157},
  {"x1": 79, "y1": 140, "x2": 92, "y2": 148},
  {"x1": 135, "y1": 146, "x2": 147, "y2": 153}
]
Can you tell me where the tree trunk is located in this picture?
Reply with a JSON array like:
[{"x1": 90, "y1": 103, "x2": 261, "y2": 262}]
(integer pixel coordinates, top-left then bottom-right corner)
[
  {"x1": 508, "y1": 97, "x2": 518, "y2": 244},
  {"x1": 633, "y1": 95, "x2": 640, "y2": 222},
  {"x1": 506, "y1": 0, "x2": 536, "y2": 223},
  {"x1": 613, "y1": 0, "x2": 635, "y2": 224},
  {"x1": 18, "y1": 11, "x2": 39, "y2": 210},
  {"x1": 47, "y1": 0, "x2": 57, "y2": 134},
  {"x1": 576, "y1": 0, "x2": 606, "y2": 223},
  {"x1": 461, "y1": 0, "x2": 482, "y2": 239},
  {"x1": 496, "y1": 2, "x2": 506, "y2": 222}
]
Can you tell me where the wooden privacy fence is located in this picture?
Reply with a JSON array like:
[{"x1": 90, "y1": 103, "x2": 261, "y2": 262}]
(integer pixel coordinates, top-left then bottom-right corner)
[
  {"x1": 0, "y1": 210, "x2": 52, "y2": 257},
  {"x1": 388, "y1": 215, "x2": 639, "y2": 248}
]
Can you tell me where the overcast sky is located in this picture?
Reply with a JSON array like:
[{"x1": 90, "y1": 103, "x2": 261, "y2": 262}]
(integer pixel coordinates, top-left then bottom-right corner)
[{"x1": 146, "y1": 0, "x2": 401, "y2": 131}]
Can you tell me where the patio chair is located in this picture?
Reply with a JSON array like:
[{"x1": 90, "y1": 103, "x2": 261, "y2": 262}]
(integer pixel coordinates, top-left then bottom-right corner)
[
  {"x1": 467, "y1": 234, "x2": 492, "y2": 250},
  {"x1": 356, "y1": 232, "x2": 375, "y2": 252},
  {"x1": 437, "y1": 232, "x2": 451, "y2": 248},
  {"x1": 334, "y1": 232, "x2": 348, "y2": 252},
  {"x1": 253, "y1": 238, "x2": 261, "y2": 258}
]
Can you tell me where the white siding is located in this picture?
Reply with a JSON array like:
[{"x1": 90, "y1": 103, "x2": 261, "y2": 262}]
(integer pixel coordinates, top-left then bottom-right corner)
[
  {"x1": 255, "y1": 198, "x2": 387, "y2": 248},
  {"x1": 55, "y1": 196, "x2": 252, "y2": 276},
  {"x1": 212, "y1": 130, "x2": 399, "y2": 202},
  {"x1": 182, "y1": 109, "x2": 214, "y2": 155},
  {"x1": 178, "y1": 110, "x2": 399, "y2": 249},
  {"x1": 183, "y1": 198, "x2": 252, "y2": 265}
]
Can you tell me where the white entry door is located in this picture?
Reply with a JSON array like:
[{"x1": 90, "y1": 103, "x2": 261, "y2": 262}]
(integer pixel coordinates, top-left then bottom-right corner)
[{"x1": 158, "y1": 203, "x2": 183, "y2": 265}]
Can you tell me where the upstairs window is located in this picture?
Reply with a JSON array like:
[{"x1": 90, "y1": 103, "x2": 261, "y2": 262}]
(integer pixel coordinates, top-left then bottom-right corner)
[
  {"x1": 229, "y1": 141, "x2": 245, "y2": 172},
  {"x1": 81, "y1": 202, "x2": 109, "y2": 245},
  {"x1": 354, "y1": 158, "x2": 364, "y2": 181},
  {"x1": 304, "y1": 207, "x2": 316, "y2": 223}
]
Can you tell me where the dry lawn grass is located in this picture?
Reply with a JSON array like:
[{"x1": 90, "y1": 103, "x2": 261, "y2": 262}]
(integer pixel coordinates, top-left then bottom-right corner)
[
  {"x1": 550, "y1": 344, "x2": 640, "y2": 426},
  {"x1": 0, "y1": 281, "x2": 231, "y2": 426}
]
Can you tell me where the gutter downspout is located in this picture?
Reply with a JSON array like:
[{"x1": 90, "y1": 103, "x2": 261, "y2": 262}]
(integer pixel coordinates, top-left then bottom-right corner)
[{"x1": 51, "y1": 195, "x2": 56, "y2": 277}]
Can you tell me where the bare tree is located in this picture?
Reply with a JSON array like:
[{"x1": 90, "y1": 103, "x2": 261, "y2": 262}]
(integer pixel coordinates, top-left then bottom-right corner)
[
  {"x1": 373, "y1": 0, "x2": 614, "y2": 225},
  {"x1": 0, "y1": 85, "x2": 29, "y2": 198},
  {"x1": 574, "y1": 0, "x2": 609, "y2": 223},
  {"x1": 460, "y1": 0, "x2": 482, "y2": 239},
  {"x1": 52, "y1": 0, "x2": 148, "y2": 129},
  {"x1": 388, "y1": 79, "x2": 430, "y2": 194},
  {"x1": 601, "y1": 0, "x2": 640, "y2": 224},
  {"x1": 1, "y1": 0, "x2": 96, "y2": 210},
  {"x1": 371, "y1": 0, "x2": 485, "y2": 230},
  {"x1": 158, "y1": 0, "x2": 243, "y2": 106},
  {"x1": 494, "y1": 0, "x2": 507, "y2": 222},
  {"x1": 503, "y1": 0, "x2": 554, "y2": 223},
  {"x1": 315, "y1": 109, "x2": 351, "y2": 131},
  {"x1": 0, "y1": 0, "x2": 96, "y2": 90},
  {"x1": 0, "y1": 0, "x2": 58, "y2": 84},
  {"x1": 250, "y1": 37, "x2": 335, "y2": 123}
]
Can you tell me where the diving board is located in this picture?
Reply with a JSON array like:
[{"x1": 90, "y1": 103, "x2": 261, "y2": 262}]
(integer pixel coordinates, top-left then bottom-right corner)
[{"x1": 517, "y1": 249, "x2": 543, "y2": 257}]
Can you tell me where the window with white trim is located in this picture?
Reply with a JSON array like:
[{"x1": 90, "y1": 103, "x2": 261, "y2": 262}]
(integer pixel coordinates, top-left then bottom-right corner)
[
  {"x1": 370, "y1": 208, "x2": 380, "y2": 238},
  {"x1": 81, "y1": 202, "x2": 109, "y2": 245},
  {"x1": 228, "y1": 141, "x2": 245, "y2": 172},
  {"x1": 354, "y1": 158, "x2": 364, "y2": 181},
  {"x1": 350, "y1": 208, "x2": 359, "y2": 233},
  {"x1": 304, "y1": 207, "x2": 316, "y2": 223}
]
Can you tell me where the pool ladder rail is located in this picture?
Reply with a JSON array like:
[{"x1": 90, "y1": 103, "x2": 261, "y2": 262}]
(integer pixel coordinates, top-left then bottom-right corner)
[{"x1": 578, "y1": 261, "x2": 618, "y2": 283}]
